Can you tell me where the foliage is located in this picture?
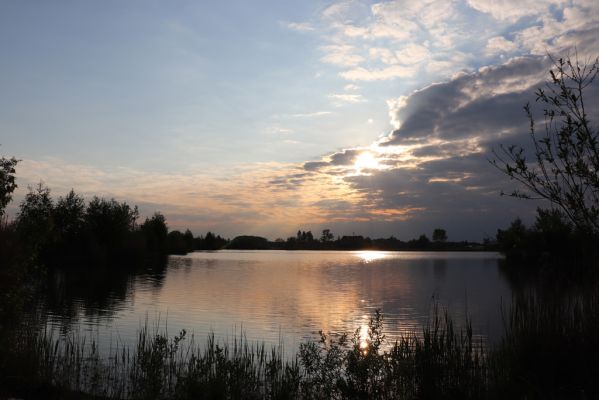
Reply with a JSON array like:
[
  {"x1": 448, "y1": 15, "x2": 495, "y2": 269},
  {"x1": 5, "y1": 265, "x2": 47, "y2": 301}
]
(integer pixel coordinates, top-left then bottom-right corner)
[
  {"x1": 496, "y1": 209, "x2": 592, "y2": 269},
  {"x1": 2, "y1": 309, "x2": 488, "y2": 400},
  {"x1": 10, "y1": 182, "x2": 199, "y2": 268},
  {"x1": 0, "y1": 153, "x2": 19, "y2": 218},
  {"x1": 432, "y1": 228, "x2": 448, "y2": 243},
  {"x1": 195, "y1": 231, "x2": 228, "y2": 250},
  {"x1": 5, "y1": 297, "x2": 599, "y2": 399},
  {"x1": 16, "y1": 182, "x2": 55, "y2": 253},
  {"x1": 141, "y1": 212, "x2": 169, "y2": 254},
  {"x1": 228, "y1": 235, "x2": 270, "y2": 250},
  {"x1": 167, "y1": 230, "x2": 194, "y2": 255},
  {"x1": 489, "y1": 287, "x2": 599, "y2": 399},
  {"x1": 0, "y1": 220, "x2": 32, "y2": 323},
  {"x1": 53, "y1": 189, "x2": 86, "y2": 241},
  {"x1": 320, "y1": 229, "x2": 334, "y2": 243},
  {"x1": 85, "y1": 196, "x2": 140, "y2": 247},
  {"x1": 492, "y1": 55, "x2": 599, "y2": 235}
]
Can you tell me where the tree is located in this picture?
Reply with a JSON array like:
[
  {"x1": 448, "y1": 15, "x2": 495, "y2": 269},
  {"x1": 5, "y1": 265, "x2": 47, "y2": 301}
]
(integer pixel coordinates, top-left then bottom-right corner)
[
  {"x1": 53, "y1": 189, "x2": 86, "y2": 240},
  {"x1": 414, "y1": 234, "x2": 430, "y2": 248},
  {"x1": 141, "y1": 212, "x2": 168, "y2": 252},
  {"x1": 17, "y1": 182, "x2": 55, "y2": 250},
  {"x1": 492, "y1": 55, "x2": 599, "y2": 234},
  {"x1": 183, "y1": 229, "x2": 194, "y2": 252},
  {"x1": 85, "y1": 196, "x2": 139, "y2": 251},
  {"x1": 496, "y1": 218, "x2": 529, "y2": 260},
  {"x1": 432, "y1": 228, "x2": 447, "y2": 243},
  {"x1": 0, "y1": 153, "x2": 18, "y2": 218},
  {"x1": 321, "y1": 229, "x2": 334, "y2": 243}
]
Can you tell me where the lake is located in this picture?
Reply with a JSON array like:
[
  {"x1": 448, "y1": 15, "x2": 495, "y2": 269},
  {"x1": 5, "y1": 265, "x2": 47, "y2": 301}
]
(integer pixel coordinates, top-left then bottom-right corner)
[{"x1": 40, "y1": 250, "x2": 510, "y2": 354}]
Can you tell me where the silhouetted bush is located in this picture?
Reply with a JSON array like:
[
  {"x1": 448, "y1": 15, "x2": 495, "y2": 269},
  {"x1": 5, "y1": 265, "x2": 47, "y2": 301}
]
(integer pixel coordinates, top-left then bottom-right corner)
[
  {"x1": 194, "y1": 231, "x2": 228, "y2": 250},
  {"x1": 228, "y1": 235, "x2": 269, "y2": 250},
  {"x1": 497, "y1": 208, "x2": 598, "y2": 271}
]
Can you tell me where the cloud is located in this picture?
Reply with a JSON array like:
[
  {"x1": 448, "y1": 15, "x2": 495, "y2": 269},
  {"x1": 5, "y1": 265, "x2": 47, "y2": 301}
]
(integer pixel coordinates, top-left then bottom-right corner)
[
  {"x1": 383, "y1": 56, "x2": 549, "y2": 145},
  {"x1": 289, "y1": 111, "x2": 332, "y2": 118},
  {"x1": 466, "y1": 0, "x2": 566, "y2": 23},
  {"x1": 320, "y1": 44, "x2": 365, "y2": 67},
  {"x1": 340, "y1": 65, "x2": 418, "y2": 81},
  {"x1": 303, "y1": 148, "x2": 362, "y2": 171},
  {"x1": 329, "y1": 93, "x2": 366, "y2": 103},
  {"x1": 285, "y1": 22, "x2": 315, "y2": 32},
  {"x1": 304, "y1": 0, "x2": 599, "y2": 88},
  {"x1": 485, "y1": 36, "x2": 519, "y2": 56}
]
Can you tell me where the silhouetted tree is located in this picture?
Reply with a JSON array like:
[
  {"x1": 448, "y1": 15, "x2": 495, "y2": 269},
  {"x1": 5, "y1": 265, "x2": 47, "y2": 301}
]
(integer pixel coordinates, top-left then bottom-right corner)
[
  {"x1": 415, "y1": 234, "x2": 430, "y2": 248},
  {"x1": 432, "y1": 228, "x2": 448, "y2": 243},
  {"x1": 321, "y1": 229, "x2": 334, "y2": 243},
  {"x1": 53, "y1": 189, "x2": 86, "y2": 241},
  {"x1": 0, "y1": 152, "x2": 18, "y2": 218},
  {"x1": 184, "y1": 229, "x2": 194, "y2": 252},
  {"x1": 496, "y1": 218, "x2": 529, "y2": 261},
  {"x1": 167, "y1": 230, "x2": 188, "y2": 255},
  {"x1": 204, "y1": 231, "x2": 216, "y2": 250},
  {"x1": 492, "y1": 55, "x2": 599, "y2": 235},
  {"x1": 17, "y1": 182, "x2": 54, "y2": 252},
  {"x1": 84, "y1": 196, "x2": 139, "y2": 259},
  {"x1": 229, "y1": 235, "x2": 269, "y2": 249},
  {"x1": 141, "y1": 212, "x2": 168, "y2": 253}
]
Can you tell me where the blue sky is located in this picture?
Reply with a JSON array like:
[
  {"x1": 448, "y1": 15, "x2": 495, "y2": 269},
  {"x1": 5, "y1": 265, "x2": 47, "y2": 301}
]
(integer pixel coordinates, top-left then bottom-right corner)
[{"x1": 2, "y1": 0, "x2": 599, "y2": 240}]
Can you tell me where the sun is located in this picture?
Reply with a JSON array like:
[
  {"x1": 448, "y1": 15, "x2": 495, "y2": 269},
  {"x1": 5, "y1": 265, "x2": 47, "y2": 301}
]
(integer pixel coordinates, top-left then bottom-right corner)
[{"x1": 354, "y1": 151, "x2": 380, "y2": 171}]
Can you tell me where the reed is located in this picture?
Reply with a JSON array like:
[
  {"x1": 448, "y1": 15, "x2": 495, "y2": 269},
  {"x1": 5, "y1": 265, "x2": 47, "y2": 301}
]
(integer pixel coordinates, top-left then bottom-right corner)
[{"x1": 1, "y1": 294, "x2": 596, "y2": 399}]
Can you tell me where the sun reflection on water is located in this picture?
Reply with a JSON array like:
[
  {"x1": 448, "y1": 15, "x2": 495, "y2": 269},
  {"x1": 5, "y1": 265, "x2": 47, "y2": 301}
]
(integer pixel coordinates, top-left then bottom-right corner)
[
  {"x1": 355, "y1": 250, "x2": 388, "y2": 263},
  {"x1": 359, "y1": 323, "x2": 370, "y2": 355}
]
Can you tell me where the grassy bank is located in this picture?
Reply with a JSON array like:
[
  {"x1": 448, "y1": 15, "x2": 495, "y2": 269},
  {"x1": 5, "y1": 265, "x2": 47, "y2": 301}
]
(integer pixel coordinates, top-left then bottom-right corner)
[{"x1": 1, "y1": 290, "x2": 597, "y2": 399}]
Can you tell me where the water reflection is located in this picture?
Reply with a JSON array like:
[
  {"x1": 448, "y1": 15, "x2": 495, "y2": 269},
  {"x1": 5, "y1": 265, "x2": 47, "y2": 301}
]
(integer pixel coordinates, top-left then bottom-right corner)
[
  {"x1": 359, "y1": 323, "x2": 369, "y2": 354},
  {"x1": 37, "y1": 259, "x2": 168, "y2": 332},
  {"x1": 39, "y1": 251, "x2": 509, "y2": 352},
  {"x1": 354, "y1": 250, "x2": 389, "y2": 263}
]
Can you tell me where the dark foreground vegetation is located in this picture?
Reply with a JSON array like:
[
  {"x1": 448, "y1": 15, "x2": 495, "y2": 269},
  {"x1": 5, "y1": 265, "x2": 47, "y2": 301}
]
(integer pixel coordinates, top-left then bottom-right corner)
[
  {"x1": 492, "y1": 55, "x2": 599, "y2": 273},
  {"x1": 2, "y1": 285, "x2": 598, "y2": 400}
]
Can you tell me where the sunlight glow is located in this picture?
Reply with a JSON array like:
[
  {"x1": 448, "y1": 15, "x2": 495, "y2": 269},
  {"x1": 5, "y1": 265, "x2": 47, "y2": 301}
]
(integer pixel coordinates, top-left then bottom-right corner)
[
  {"x1": 355, "y1": 251, "x2": 388, "y2": 263},
  {"x1": 354, "y1": 151, "x2": 380, "y2": 171},
  {"x1": 359, "y1": 323, "x2": 369, "y2": 354}
]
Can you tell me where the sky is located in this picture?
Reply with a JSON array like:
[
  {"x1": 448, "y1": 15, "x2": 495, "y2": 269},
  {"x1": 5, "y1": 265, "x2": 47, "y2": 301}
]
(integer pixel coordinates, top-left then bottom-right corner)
[{"x1": 1, "y1": 0, "x2": 599, "y2": 241}]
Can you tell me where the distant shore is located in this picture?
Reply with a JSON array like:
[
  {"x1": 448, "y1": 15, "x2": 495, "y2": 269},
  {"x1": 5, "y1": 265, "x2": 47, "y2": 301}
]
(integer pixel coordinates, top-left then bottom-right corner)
[{"x1": 218, "y1": 234, "x2": 495, "y2": 252}]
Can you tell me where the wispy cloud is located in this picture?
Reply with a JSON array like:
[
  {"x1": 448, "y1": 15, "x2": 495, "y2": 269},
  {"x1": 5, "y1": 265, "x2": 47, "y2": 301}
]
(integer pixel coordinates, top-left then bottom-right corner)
[
  {"x1": 284, "y1": 21, "x2": 315, "y2": 32},
  {"x1": 329, "y1": 93, "x2": 366, "y2": 103},
  {"x1": 320, "y1": 44, "x2": 365, "y2": 67},
  {"x1": 289, "y1": 111, "x2": 333, "y2": 118},
  {"x1": 340, "y1": 65, "x2": 418, "y2": 81}
]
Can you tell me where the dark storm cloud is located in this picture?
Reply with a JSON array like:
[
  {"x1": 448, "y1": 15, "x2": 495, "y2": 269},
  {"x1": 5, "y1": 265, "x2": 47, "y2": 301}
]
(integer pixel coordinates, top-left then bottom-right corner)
[{"x1": 383, "y1": 56, "x2": 548, "y2": 146}]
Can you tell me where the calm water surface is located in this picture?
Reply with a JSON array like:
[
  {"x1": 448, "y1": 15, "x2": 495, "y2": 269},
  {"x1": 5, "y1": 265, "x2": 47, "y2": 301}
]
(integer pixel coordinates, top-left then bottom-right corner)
[{"x1": 43, "y1": 250, "x2": 509, "y2": 353}]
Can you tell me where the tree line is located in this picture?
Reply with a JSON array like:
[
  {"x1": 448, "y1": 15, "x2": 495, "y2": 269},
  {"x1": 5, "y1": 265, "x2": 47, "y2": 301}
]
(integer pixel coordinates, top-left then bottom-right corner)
[
  {"x1": 226, "y1": 227, "x2": 488, "y2": 251},
  {"x1": 0, "y1": 177, "x2": 227, "y2": 270}
]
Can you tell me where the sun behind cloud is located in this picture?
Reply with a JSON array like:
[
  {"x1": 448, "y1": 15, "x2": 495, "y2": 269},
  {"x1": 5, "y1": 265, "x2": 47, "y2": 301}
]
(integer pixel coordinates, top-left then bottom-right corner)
[{"x1": 354, "y1": 151, "x2": 380, "y2": 172}]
